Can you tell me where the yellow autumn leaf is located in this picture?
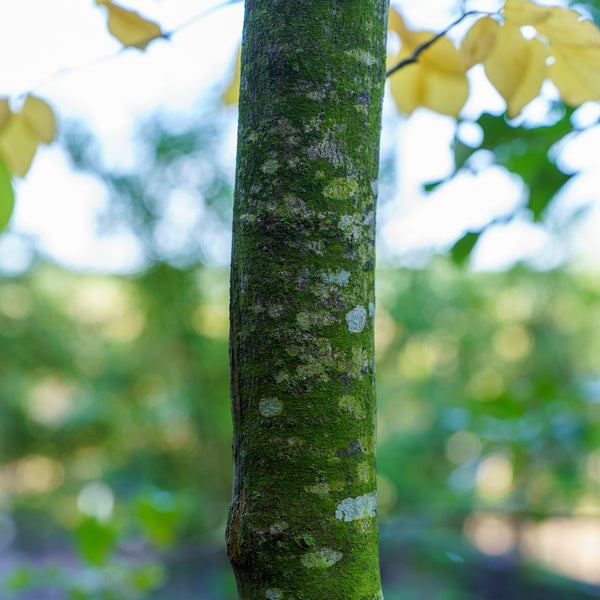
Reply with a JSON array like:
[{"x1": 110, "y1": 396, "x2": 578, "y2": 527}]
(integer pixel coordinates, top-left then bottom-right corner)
[
  {"x1": 388, "y1": 6, "x2": 416, "y2": 47},
  {"x1": 96, "y1": 0, "x2": 164, "y2": 51},
  {"x1": 0, "y1": 98, "x2": 10, "y2": 131},
  {"x1": 503, "y1": 0, "x2": 600, "y2": 106},
  {"x1": 0, "y1": 96, "x2": 56, "y2": 177},
  {"x1": 461, "y1": 17, "x2": 500, "y2": 69},
  {"x1": 504, "y1": 0, "x2": 551, "y2": 27},
  {"x1": 483, "y1": 24, "x2": 547, "y2": 117},
  {"x1": 21, "y1": 96, "x2": 55, "y2": 144},
  {"x1": 224, "y1": 48, "x2": 241, "y2": 106},
  {"x1": 550, "y1": 45, "x2": 600, "y2": 105},
  {"x1": 0, "y1": 114, "x2": 42, "y2": 177},
  {"x1": 389, "y1": 30, "x2": 469, "y2": 118}
]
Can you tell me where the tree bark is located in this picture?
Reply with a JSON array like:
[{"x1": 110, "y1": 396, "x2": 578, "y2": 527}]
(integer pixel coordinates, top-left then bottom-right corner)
[{"x1": 227, "y1": 1, "x2": 389, "y2": 598}]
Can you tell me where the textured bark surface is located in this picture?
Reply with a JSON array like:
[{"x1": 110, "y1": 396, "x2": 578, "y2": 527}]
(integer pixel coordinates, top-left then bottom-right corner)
[{"x1": 227, "y1": 1, "x2": 389, "y2": 598}]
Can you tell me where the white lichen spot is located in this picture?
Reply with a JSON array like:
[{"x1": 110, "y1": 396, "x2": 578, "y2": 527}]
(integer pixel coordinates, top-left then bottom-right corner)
[
  {"x1": 368, "y1": 302, "x2": 375, "y2": 318},
  {"x1": 269, "y1": 521, "x2": 288, "y2": 535},
  {"x1": 259, "y1": 398, "x2": 282, "y2": 417},
  {"x1": 370, "y1": 179, "x2": 378, "y2": 196},
  {"x1": 355, "y1": 104, "x2": 369, "y2": 115},
  {"x1": 307, "y1": 240, "x2": 324, "y2": 255},
  {"x1": 266, "y1": 589, "x2": 282, "y2": 600},
  {"x1": 346, "y1": 49, "x2": 377, "y2": 65},
  {"x1": 339, "y1": 214, "x2": 362, "y2": 242},
  {"x1": 339, "y1": 395, "x2": 366, "y2": 419},
  {"x1": 276, "y1": 371, "x2": 289, "y2": 384},
  {"x1": 323, "y1": 177, "x2": 359, "y2": 199},
  {"x1": 301, "y1": 547, "x2": 343, "y2": 568},
  {"x1": 268, "y1": 304, "x2": 285, "y2": 318},
  {"x1": 248, "y1": 132, "x2": 259, "y2": 142},
  {"x1": 262, "y1": 159, "x2": 279, "y2": 174},
  {"x1": 306, "y1": 482, "x2": 330, "y2": 494},
  {"x1": 307, "y1": 90, "x2": 327, "y2": 102},
  {"x1": 316, "y1": 170, "x2": 325, "y2": 178},
  {"x1": 346, "y1": 306, "x2": 367, "y2": 333},
  {"x1": 335, "y1": 491, "x2": 377, "y2": 521},
  {"x1": 321, "y1": 270, "x2": 350, "y2": 286},
  {"x1": 358, "y1": 462, "x2": 370, "y2": 483}
]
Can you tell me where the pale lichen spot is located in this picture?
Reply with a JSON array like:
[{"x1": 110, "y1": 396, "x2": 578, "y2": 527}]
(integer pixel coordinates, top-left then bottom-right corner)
[
  {"x1": 269, "y1": 521, "x2": 288, "y2": 535},
  {"x1": 346, "y1": 49, "x2": 377, "y2": 65},
  {"x1": 248, "y1": 131, "x2": 259, "y2": 142},
  {"x1": 335, "y1": 491, "x2": 377, "y2": 521},
  {"x1": 307, "y1": 90, "x2": 326, "y2": 102},
  {"x1": 369, "y1": 302, "x2": 375, "y2": 318},
  {"x1": 276, "y1": 371, "x2": 289, "y2": 384},
  {"x1": 306, "y1": 482, "x2": 330, "y2": 494},
  {"x1": 268, "y1": 304, "x2": 285, "y2": 318},
  {"x1": 358, "y1": 462, "x2": 370, "y2": 483},
  {"x1": 355, "y1": 104, "x2": 369, "y2": 115},
  {"x1": 321, "y1": 270, "x2": 350, "y2": 286},
  {"x1": 307, "y1": 240, "x2": 324, "y2": 255},
  {"x1": 370, "y1": 179, "x2": 378, "y2": 196},
  {"x1": 266, "y1": 589, "x2": 282, "y2": 600},
  {"x1": 259, "y1": 398, "x2": 283, "y2": 417},
  {"x1": 346, "y1": 306, "x2": 367, "y2": 333},
  {"x1": 262, "y1": 159, "x2": 279, "y2": 174},
  {"x1": 301, "y1": 547, "x2": 343, "y2": 568},
  {"x1": 323, "y1": 177, "x2": 359, "y2": 199},
  {"x1": 339, "y1": 395, "x2": 366, "y2": 419}
]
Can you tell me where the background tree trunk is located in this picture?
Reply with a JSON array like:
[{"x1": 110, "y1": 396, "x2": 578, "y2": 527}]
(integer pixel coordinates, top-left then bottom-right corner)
[{"x1": 227, "y1": 0, "x2": 389, "y2": 597}]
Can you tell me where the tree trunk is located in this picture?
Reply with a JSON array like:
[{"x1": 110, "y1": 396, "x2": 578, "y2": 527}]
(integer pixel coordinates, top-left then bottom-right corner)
[{"x1": 227, "y1": 1, "x2": 389, "y2": 597}]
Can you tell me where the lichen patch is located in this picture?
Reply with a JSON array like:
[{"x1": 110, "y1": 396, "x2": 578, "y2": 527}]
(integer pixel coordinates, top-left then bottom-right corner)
[
  {"x1": 266, "y1": 589, "x2": 282, "y2": 600},
  {"x1": 301, "y1": 547, "x2": 343, "y2": 568},
  {"x1": 335, "y1": 491, "x2": 377, "y2": 521},
  {"x1": 259, "y1": 398, "x2": 283, "y2": 417},
  {"x1": 323, "y1": 177, "x2": 359, "y2": 199},
  {"x1": 321, "y1": 270, "x2": 350, "y2": 286},
  {"x1": 261, "y1": 159, "x2": 279, "y2": 174},
  {"x1": 346, "y1": 306, "x2": 367, "y2": 333}
]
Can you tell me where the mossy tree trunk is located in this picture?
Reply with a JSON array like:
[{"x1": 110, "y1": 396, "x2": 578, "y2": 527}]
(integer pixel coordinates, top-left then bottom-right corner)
[{"x1": 227, "y1": 0, "x2": 389, "y2": 598}]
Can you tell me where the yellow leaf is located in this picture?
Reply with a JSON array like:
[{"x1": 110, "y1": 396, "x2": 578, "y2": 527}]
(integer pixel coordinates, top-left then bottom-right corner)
[
  {"x1": 0, "y1": 98, "x2": 10, "y2": 131},
  {"x1": 504, "y1": 0, "x2": 551, "y2": 27},
  {"x1": 223, "y1": 48, "x2": 241, "y2": 106},
  {"x1": 504, "y1": 0, "x2": 600, "y2": 105},
  {"x1": 536, "y1": 6, "x2": 600, "y2": 46},
  {"x1": 97, "y1": 0, "x2": 164, "y2": 50},
  {"x1": 484, "y1": 24, "x2": 547, "y2": 117},
  {"x1": 389, "y1": 32, "x2": 469, "y2": 117},
  {"x1": 0, "y1": 114, "x2": 41, "y2": 177},
  {"x1": 0, "y1": 96, "x2": 56, "y2": 177},
  {"x1": 461, "y1": 17, "x2": 500, "y2": 69},
  {"x1": 388, "y1": 6, "x2": 416, "y2": 47},
  {"x1": 550, "y1": 44, "x2": 600, "y2": 105},
  {"x1": 389, "y1": 59, "x2": 422, "y2": 115},
  {"x1": 21, "y1": 96, "x2": 55, "y2": 144}
]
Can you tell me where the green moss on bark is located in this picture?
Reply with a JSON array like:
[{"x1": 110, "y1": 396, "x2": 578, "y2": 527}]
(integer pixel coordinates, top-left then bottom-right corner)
[{"x1": 227, "y1": 0, "x2": 389, "y2": 598}]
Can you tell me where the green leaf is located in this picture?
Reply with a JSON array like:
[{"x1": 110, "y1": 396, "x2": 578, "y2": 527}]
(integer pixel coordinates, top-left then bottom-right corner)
[
  {"x1": 74, "y1": 518, "x2": 116, "y2": 566},
  {"x1": 136, "y1": 489, "x2": 179, "y2": 547},
  {"x1": 2, "y1": 566, "x2": 35, "y2": 592},
  {"x1": 423, "y1": 179, "x2": 445, "y2": 192},
  {"x1": 450, "y1": 231, "x2": 480, "y2": 264},
  {"x1": 0, "y1": 157, "x2": 14, "y2": 233}
]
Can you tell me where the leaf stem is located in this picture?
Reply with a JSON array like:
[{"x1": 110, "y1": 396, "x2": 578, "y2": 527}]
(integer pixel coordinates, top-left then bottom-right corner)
[{"x1": 386, "y1": 10, "x2": 492, "y2": 78}]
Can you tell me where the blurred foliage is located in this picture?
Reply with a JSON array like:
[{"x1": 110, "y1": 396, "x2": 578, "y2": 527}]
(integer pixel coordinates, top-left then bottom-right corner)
[{"x1": 2, "y1": 259, "x2": 600, "y2": 597}]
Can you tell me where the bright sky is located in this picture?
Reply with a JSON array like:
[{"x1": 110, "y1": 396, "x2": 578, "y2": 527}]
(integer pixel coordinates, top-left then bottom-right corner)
[{"x1": 0, "y1": 0, "x2": 599, "y2": 274}]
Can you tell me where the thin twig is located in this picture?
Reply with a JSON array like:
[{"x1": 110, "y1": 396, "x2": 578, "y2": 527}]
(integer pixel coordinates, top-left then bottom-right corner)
[{"x1": 386, "y1": 10, "x2": 488, "y2": 78}]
